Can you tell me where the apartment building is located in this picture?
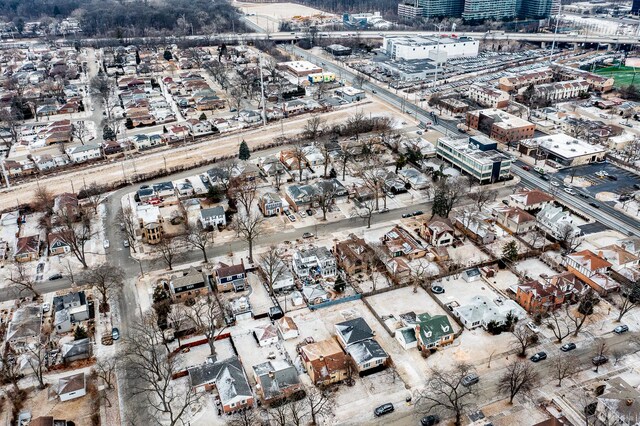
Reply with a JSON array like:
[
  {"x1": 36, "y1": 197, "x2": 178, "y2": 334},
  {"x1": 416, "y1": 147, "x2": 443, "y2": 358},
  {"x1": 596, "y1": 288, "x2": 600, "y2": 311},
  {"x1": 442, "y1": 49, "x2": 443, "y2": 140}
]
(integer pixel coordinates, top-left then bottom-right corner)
[
  {"x1": 498, "y1": 68, "x2": 554, "y2": 92},
  {"x1": 465, "y1": 108, "x2": 535, "y2": 144},
  {"x1": 468, "y1": 83, "x2": 510, "y2": 109}
]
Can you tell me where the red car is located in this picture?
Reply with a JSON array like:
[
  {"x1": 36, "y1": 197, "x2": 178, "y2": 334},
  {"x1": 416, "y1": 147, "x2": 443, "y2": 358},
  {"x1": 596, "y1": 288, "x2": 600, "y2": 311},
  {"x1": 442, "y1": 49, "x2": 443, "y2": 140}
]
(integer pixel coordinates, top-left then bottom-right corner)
[{"x1": 521, "y1": 165, "x2": 530, "y2": 171}]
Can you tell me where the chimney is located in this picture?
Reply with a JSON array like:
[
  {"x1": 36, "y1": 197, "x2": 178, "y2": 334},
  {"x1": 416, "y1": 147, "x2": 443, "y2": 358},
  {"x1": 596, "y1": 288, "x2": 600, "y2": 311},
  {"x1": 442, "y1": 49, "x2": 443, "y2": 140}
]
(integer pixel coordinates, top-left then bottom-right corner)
[
  {"x1": 626, "y1": 399, "x2": 633, "y2": 406},
  {"x1": 598, "y1": 251, "x2": 603, "y2": 259}
]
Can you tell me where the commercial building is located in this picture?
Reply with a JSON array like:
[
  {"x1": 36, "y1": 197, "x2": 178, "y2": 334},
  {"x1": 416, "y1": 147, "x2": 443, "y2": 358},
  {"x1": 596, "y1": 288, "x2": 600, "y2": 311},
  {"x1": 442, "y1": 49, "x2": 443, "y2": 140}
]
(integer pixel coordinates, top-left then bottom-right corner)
[
  {"x1": 277, "y1": 60, "x2": 322, "y2": 77},
  {"x1": 462, "y1": 0, "x2": 516, "y2": 22},
  {"x1": 468, "y1": 83, "x2": 510, "y2": 109},
  {"x1": 518, "y1": 133, "x2": 606, "y2": 166},
  {"x1": 307, "y1": 72, "x2": 336, "y2": 84},
  {"x1": 435, "y1": 135, "x2": 512, "y2": 184},
  {"x1": 397, "y1": 0, "x2": 464, "y2": 18},
  {"x1": 383, "y1": 35, "x2": 478, "y2": 61},
  {"x1": 376, "y1": 58, "x2": 439, "y2": 81},
  {"x1": 465, "y1": 108, "x2": 535, "y2": 144},
  {"x1": 634, "y1": 0, "x2": 640, "y2": 14},
  {"x1": 518, "y1": 0, "x2": 553, "y2": 18},
  {"x1": 325, "y1": 44, "x2": 352, "y2": 56}
]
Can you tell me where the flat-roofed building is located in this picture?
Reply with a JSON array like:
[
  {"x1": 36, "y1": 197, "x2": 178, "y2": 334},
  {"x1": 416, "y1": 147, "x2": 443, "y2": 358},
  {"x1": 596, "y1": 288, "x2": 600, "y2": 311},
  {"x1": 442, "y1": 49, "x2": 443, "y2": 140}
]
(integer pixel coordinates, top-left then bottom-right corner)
[
  {"x1": 468, "y1": 83, "x2": 510, "y2": 108},
  {"x1": 436, "y1": 135, "x2": 511, "y2": 184},
  {"x1": 518, "y1": 133, "x2": 606, "y2": 167},
  {"x1": 382, "y1": 35, "x2": 479, "y2": 61},
  {"x1": 466, "y1": 108, "x2": 535, "y2": 144},
  {"x1": 277, "y1": 60, "x2": 322, "y2": 77}
]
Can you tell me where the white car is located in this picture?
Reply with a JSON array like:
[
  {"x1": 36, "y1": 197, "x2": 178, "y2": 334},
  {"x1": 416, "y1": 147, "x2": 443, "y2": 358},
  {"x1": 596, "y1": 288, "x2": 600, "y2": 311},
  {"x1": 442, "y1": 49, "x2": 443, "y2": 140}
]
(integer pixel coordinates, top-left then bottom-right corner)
[
  {"x1": 527, "y1": 322, "x2": 540, "y2": 333},
  {"x1": 42, "y1": 303, "x2": 50, "y2": 313},
  {"x1": 564, "y1": 187, "x2": 576, "y2": 195},
  {"x1": 103, "y1": 240, "x2": 110, "y2": 249},
  {"x1": 550, "y1": 181, "x2": 560, "y2": 187}
]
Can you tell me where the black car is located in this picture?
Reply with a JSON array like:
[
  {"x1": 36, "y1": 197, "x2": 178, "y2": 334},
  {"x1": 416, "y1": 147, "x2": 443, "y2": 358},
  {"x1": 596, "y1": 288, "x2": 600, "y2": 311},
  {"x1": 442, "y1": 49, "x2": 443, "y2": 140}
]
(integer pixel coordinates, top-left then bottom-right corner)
[
  {"x1": 607, "y1": 175, "x2": 618, "y2": 181},
  {"x1": 374, "y1": 403, "x2": 394, "y2": 417},
  {"x1": 302, "y1": 232, "x2": 314, "y2": 239},
  {"x1": 306, "y1": 209, "x2": 314, "y2": 216},
  {"x1": 431, "y1": 286, "x2": 445, "y2": 294},
  {"x1": 589, "y1": 202, "x2": 600, "y2": 208},
  {"x1": 592, "y1": 355, "x2": 608, "y2": 366},
  {"x1": 48, "y1": 273, "x2": 63, "y2": 281},
  {"x1": 402, "y1": 213, "x2": 412, "y2": 218},
  {"x1": 413, "y1": 210, "x2": 424, "y2": 216},
  {"x1": 421, "y1": 415, "x2": 440, "y2": 426},
  {"x1": 530, "y1": 351, "x2": 547, "y2": 362},
  {"x1": 633, "y1": 184, "x2": 640, "y2": 190},
  {"x1": 560, "y1": 342, "x2": 576, "y2": 352}
]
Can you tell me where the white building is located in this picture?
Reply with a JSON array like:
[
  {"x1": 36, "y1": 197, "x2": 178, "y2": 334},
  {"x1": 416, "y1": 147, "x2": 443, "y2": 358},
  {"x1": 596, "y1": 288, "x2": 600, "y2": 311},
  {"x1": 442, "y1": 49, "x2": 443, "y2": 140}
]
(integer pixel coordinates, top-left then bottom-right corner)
[
  {"x1": 435, "y1": 135, "x2": 511, "y2": 184},
  {"x1": 519, "y1": 79, "x2": 590, "y2": 102},
  {"x1": 536, "y1": 204, "x2": 581, "y2": 240},
  {"x1": 454, "y1": 295, "x2": 526, "y2": 330},
  {"x1": 383, "y1": 35, "x2": 479, "y2": 61},
  {"x1": 467, "y1": 83, "x2": 510, "y2": 109},
  {"x1": 66, "y1": 144, "x2": 102, "y2": 163},
  {"x1": 199, "y1": 206, "x2": 226, "y2": 228},
  {"x1": 292, "y1": 247, "x2": 337, "y2": 278},
  {"x1": 524, "y1": 133, "x2": 607, "y2": 167}
]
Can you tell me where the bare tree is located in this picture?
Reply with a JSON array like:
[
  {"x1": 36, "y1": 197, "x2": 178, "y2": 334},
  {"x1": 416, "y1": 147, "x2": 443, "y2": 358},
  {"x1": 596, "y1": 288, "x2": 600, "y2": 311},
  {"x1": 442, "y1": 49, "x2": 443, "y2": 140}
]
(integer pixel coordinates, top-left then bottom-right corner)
[
  {"x1": 510, "y1": 324, "x2": 539, "y2": 357},
  {"x1": 290, "y1": 142, "x2": 307, "y2": 182},
  {"x1": 314, "y1": 179, "x2": 338, "y2": 221},
  {"x1": 557, "y1": 223, "x2": 582, "y2": 253},
  {"x1": 267, "y1": 403, "x2": 289, "y2": 426},
  {"x1": 544, "y1": 307, "x2": 575, "y2": 343},
  {"x1": 498, "y1": 360, "x2": 539, "y2": 404},
  {"x1": 303, "y1": 116, "x2": 324, "y2": 140},
  {"x1": 468, "y1": 187, "x2": 498, "y2": 211},
  {"x1": 94, "y1": 356, "x2": 117, "y2": 389},
  {"x1": 57, "y1": 208, "x2": 94, "y2": 268},
  {"x1": 72, "y1": 120, "x2": 91, "y2": 145},
  {"x1": 231, "y1": 176, "x2": 257, "y2": 216},
  {"x1": 184, "y1": 223, "x2": 214, "y2": 264},
  {"x1": 259, "y1": 246, "x2": 287, "y2": 296},
  {"x1": 187, "y1": 296, "x2": 222, "y2": 356},
  {"x1": 306, "y1": 386, "x2": 333, "y2": 425},
  {"x1": 83, "y1": 263, "x2": 125, "y2": 312},
  {"x1": 81, "y1": 182, "x2": 104, "y2": 214},
  {"x1": 7, "y1": 261, "x2": 40, "y2": 298},
  {"x1": 553, "y1": 354, "x2": 579, "y2": 387},
  {"x1": 155, "y1": 235, "x2": 180, "y2": 271},
  {"x1": 353, "y1": 197, "x2": 377, "y2": 229},
  {"x1": 571, "y1": 290, "x2": 598, "y2": 337},
  {"x1": 124, "y1": 312, "x2": 201, "y2": 425},
  {"x1": 25, "y1": 341, "x2": 47, "y2": 389},
  {"x1": 229, "y1": 408, "x2": 259, "y2": 426},
  {"x1": 228, "y1": 87, "x2": 243, "y2": 117},
  {"x1": 286, "y1": 397, "x2": 309, "y2": 426},
  {"x1": 32, "y1": 186, "x2": 55, "y2": 214},
  {"x1": 320, "y1": 141, "x2": 332, "y2": 178},
  {"x1": 166, "y1": 304, "x2": 189, "y2": 347},
  {"x1": 117, "y1": 206, "x2": 138, "y2": 253},
  {"x1": 90, "y1": 73, "x2": 116, "y2": 120},
  {"x1": 431, "y1": 176, "x2": 469, "y2": 219},
  {"x1": 616, "y1": 282, "x2": 639, "y2": 322},
  {"x1": 415, "y1": 363, "x2": 478, "y2": 426},
  {"x1": 232, "y1": 211, "x2": 264, "y2": 262}
]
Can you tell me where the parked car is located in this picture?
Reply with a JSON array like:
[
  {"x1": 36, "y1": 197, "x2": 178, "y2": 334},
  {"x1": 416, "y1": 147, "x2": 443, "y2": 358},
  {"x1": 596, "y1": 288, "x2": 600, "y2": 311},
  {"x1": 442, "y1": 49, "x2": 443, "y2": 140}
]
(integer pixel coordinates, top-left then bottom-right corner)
[
  {"x1": 563, "y1": 187, "x2": 576, "y2": 195},
  {"x1": 550, "y1": 180, "x2": 560, "y2": 187},
  {"x1": 527, "y1": 322, "x2": 540, "y2": 333},
  {"x1": 402, "y1": 213, "x2": 412, "y2": 218},
  {"x1": 413, "y1": 210, "x2": 424, "y2": 216},
  {"x1": 431, "y1": 286, "x2": 445, "y2": 294},
  {"x1": 379, "y1": 208, "x2": 390, "y2": 214},
  {"x1": 521, "y1": 165, "x2": 531, "y2": 171},
  {"x1": 530, "y1": 351, "x2": 547, "y2": 362},
  {"x1": 123, "y1": 240, "x2": 130, "y2": 248},
  {"x1": 48, "y1": 273, "x2": 63, "y2": 281},
  {"x1": 421, "y1": 415, "x2": 441, "y2": 426},
  {"x1": 306, "y1": 209, "x2": 314, "y2": 216},
  {"x1": 614, "y1": 325, "x2": 629, "y2": 334},
  {"x1": 299, "y1": 211, "x2": 306, "y2": 218},
  {"x1": 461, "y1": 373, "x2": 479, "y2": 387},
  {"x1": 592, "y1": 355, "x2": 608, "y2": 366},
  {"x1": 288, "y1": 214, "x2": 296, "y2": 222},
  {"x1": 540, "y1": 175, "x2": 550, "y2": 181},
  {"x1": 302, "y1": 232, "x2": 314, "y2": 239},
  {"x1": 111, "y1": 327, "x2": 121, "y2": 341},
  {"x1": 103, "y1": 240, "x2": 110, "y2": 249},
  {"x1": 387, "y1": 192, "x2": 395, "y2": 199},
  {"x1": 560, "y1": 342, "x2": 576, "y2": 352},
  {"x1": 374, "y1": 403, "x2": 394, "y2": 417},
  {"x1": 42, "y1": 303, "x2": 50, "y2": 313}
]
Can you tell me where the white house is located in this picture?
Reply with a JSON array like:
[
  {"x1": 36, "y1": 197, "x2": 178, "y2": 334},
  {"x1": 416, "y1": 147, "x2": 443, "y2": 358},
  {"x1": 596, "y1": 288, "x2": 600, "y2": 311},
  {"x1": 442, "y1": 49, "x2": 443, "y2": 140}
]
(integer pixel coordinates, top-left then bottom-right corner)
[
  {"x1": 187, "y1": 119, "x2": 213, "y2": 136},
  {"x1": 536, "y1": 204, "x2": 581, "y2": 240},
  {"x1": 292, "y1": 247, "x2": 337, "y2": 278},
  {"x1": 66, "y1": 144, "x2": 102, "y2": 163},
  {"x1": 276, "y1": 316, "x2": 299, "y2": 340},
  {"x1": 199, "y1": 206, "x2": 226, "y2": 228},
  {"x1": 58, "y1": 373, "x2": 86, "y2": 402},
  {"x1": 253, "y1": 323, "x2": 279, "y2": 347},
  {"x1": 454, "y1": 295, "x2": 526, "y2": 330}
]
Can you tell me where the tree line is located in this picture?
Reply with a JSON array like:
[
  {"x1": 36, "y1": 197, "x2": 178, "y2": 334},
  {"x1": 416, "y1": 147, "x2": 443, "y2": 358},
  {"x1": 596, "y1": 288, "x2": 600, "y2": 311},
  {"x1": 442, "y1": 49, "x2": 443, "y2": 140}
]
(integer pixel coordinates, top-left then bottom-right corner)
[{"x1": 0, "y1": 0, "x2": 249, "y2": 38}]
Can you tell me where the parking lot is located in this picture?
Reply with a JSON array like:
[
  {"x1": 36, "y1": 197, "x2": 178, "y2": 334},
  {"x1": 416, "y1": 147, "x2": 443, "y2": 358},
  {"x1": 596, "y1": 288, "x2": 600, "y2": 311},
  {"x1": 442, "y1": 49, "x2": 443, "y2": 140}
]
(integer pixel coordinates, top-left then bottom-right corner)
[{"x1": 554, "y1": 162, "x2": 640, "y2": 199}]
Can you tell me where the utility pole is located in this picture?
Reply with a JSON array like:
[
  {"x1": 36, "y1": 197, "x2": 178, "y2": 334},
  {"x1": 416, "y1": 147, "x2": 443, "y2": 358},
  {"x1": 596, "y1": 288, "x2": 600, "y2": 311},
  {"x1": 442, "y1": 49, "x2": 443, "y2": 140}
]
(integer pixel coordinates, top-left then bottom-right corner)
[
  {"x1": 258, "y1": 54, "x2": 267, "y2": 127},
  {"x1": 549, "y1": 4, "x2": 562, "y2": 63},
  {"x1": 433, "y1": 23, "x2": 444, "y2": 88}
]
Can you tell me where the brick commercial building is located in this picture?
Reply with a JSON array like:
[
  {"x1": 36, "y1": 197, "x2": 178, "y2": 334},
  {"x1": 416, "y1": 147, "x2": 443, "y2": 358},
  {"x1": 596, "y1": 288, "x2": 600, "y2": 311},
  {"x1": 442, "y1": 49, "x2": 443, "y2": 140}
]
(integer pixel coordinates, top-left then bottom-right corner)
[{"x1": 465, "y1": 108, "x2": 535, "y2": 144}]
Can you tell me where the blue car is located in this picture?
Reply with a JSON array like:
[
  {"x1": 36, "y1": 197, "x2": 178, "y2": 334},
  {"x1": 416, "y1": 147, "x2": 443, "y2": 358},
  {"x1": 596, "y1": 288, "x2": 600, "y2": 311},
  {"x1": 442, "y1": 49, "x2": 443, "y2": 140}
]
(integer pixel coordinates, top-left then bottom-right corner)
[{"x1": 111, "y1": 327, "x2": 121, "y2": 341}]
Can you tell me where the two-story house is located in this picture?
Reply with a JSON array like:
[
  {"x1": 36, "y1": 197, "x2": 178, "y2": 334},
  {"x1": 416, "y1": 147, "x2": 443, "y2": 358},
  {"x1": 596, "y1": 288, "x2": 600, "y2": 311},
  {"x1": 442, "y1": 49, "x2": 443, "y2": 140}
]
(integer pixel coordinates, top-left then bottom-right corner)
[
  {"x1": 493, "y1": 206, "x2": 537, "y2": 234},
  {"x1": 563, "y1": 250, "x2": 620, "y2": 295},
  {"x1": 252, "y1": 360, "x2": 302, "y2": 404},
  {"x1": 258, "y1": 193, "x2": 283, "y2": 217},
  {"x1": 169, "y1": 267, "x2": 210, "y2": 301},
  {"x1": 300, "y1": 338, "x2": 350, "y2": 386},
  {"x1": 536, "y1": 204, "x2": 582, "y2": 240},
  {"x1": 509, "y1": 189, "x2": 554, "y2": 212},
  {"x1": 15, "y1": 235, "x2": 40, "y2": 262},
  {"x1": 334, "y1": 234, "x2": 375, "y2": 276},
  {"x1": 214, "y1": 261, "x2": 246, "y2": 292},
  {"x1": 420, "y1": 220, "x2": 455, "y2": 247},
  {"x1": 66, "y1": 144, "x2": 102, "y2": 163},
  {"x1": 199, "y1": 206, "x2": 226, "y2": 228},
  {"x1": 397, "y1": 311, "x2": 455, "y2": 352},
  {"x1": 335, "y1": 317, "x2": 389, "y2": 376},
  {"x1": 53, "y1": 291, "x2": 90, "y2": 333},
  {"x1": 292, "y1": 246, "x2": 337, "y2": 278},
  {"x1": 381, "y1": 226, "x2": 427, "y2": 260}
]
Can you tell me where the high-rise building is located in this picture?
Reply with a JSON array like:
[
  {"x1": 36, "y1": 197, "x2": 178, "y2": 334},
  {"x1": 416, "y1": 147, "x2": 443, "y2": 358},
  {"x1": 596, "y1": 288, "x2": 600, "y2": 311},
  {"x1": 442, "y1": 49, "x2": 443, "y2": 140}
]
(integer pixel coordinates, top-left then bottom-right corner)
[
  {"x1": 398, "y1": 0, "x2": 464, "y2": 19},
  {"x1": 462, "y1": 0, "x2": 516, "y2": 22},
  {"x1": 633, "y1": 0, "x2": 640, "y2": 14},
  {"x1": 519, "y1": 0, "x2": 553, "y2": 19}
]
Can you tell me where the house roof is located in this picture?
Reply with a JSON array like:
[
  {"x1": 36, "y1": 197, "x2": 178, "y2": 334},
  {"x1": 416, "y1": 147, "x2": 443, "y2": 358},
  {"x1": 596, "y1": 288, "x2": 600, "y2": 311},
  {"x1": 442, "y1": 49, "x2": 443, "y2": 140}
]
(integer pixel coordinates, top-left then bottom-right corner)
[
  {"x1": 16, "y1": 235, "x2": 39, "y2": 255},
  {"x1": 7, "y1": 306, "x2": 42, "y2": 341},
  {"x1": 253, "y1": 360, "x2": 300, "y2": 400},
  {"x1": 335, "y1": 317, "x2": 374, "y2": 345},
  {"x1": 598, "y1": 245, "x2": 639, "y2": 267},
  {"x1": 277, "y1": 316, "x2": 298, "y2": 333},
  {"x1": 495, "y1": 206, "x2": 536, "y2": 224},
  {"x1": 345, "y1": 339, "x2": 388, "y2": 364},
  {"x1": 170, "y1": 267, "x2": 206, "y2": 291},
  {"x1": 187, "y1": 356, "x2": 252, "y2": 405},
  {"x1": 510, "y1": 189, "x2": 554, "y2": 207},
  {"x1": 254, "y1": 323, "x2": 278, "y2": 343},
  {"x1": 415, "y1": 313, "x2": 454, "y2": 344},
  {"x1": 58, "y1": 372, "x2": 85, "y2": 395},
  {"x1": 566, "y1": 250, "x2": 612, "y2": 272},
  {"x1": 215, "y1": 262, "x2": 245, "y2": 278},
  {"x1": 382, "y1": 225, "x2": 425, "y2": 256},
  {"x1": 61, "y1": 338, "x2": 91, "y2": 359},
  {"x1": 300, "y1": 339, "x2": 348, "y2": 381},
  {"x1": 597, "y1": 377, "x2": 640, "y2": 424},
  {"x1": 201, "y1": 206, "x2": 225, "y2": 219}
]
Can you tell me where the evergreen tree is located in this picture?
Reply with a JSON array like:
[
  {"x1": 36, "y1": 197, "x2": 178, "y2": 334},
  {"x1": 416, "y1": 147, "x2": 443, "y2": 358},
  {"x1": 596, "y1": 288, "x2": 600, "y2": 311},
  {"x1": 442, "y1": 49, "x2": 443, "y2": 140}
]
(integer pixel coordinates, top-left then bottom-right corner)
[
  {"x1": 103, "y1": 125, "x2": 116, "y2": 141},
  {"x1": 239, "y1": 140, "x2": 250, "y2": 161},
  {"x1": 74, "y1": 326, "x2": 88, "y2": 341},
  {"x1": 163, "y1": 50, "x2": 173, "y2": 61},
  {"x1": 502, "y1": 240, "x2": 519, "y2": 264},
  {"x1": 199, "y1": 112, "x2": 207, "y2": 121},
  {"x1": 431, "y1": 188, "x2": 449, "y2": 218},
  {"x1": 135, "y1": 50, "x2": 141, "y2": 65}
]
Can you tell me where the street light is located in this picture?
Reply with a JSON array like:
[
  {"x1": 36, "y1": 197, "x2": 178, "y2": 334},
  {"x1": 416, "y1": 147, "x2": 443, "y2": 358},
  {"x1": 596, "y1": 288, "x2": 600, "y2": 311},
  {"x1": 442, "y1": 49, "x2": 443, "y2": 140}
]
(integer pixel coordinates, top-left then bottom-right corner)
[{"x1": 134, "y1": 258, "x2": 144, "y2": 277}]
